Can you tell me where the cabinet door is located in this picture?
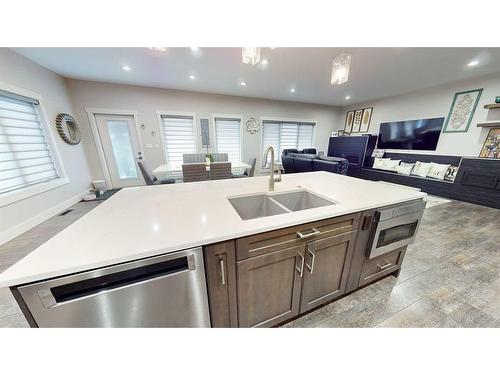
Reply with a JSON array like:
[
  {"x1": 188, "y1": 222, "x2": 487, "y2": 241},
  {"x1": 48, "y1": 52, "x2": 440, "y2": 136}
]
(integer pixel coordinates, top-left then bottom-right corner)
[
  {"x1": 204, "y1": 241, "x2": 238, "y2": 327},
  {"x1": 300, "y1": 231, "x2": 357, "y2": 313},
  {"x1": 237, "y1": 244, "x2": 305, "y2": 327}
]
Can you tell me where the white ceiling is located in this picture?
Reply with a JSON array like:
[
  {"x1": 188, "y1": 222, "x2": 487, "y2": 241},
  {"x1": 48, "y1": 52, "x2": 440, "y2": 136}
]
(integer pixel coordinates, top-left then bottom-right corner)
[{"x1": 11, "y1": 47, "x2": 500, "y2": 106}]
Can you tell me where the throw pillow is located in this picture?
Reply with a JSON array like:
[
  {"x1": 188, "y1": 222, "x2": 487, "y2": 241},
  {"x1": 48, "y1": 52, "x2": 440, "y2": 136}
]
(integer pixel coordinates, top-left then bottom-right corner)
[
  {"x1": 372, "y1": 158, "x2": 391, "y2": 170},
  {"x1": 384, "y1": 159, "x2": 401, "y2": 172},
  {"x1": 396, "y1": 162, "x2": 415, "y2": 175},
  {"x1": 411, "y1": 161, "x2": 432, "y2": 177},
  {"x1": 444, "y1": 166, "x2": 459, "y2": 182},
  {"x1": 427, "y1": 162, "x2": 451, "y2": 180}
]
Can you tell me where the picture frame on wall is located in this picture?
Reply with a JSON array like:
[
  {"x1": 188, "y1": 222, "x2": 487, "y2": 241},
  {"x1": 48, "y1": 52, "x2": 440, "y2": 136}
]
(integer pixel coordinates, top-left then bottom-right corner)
[
  {"x1": 360, "y1": 107, "x2": 373, "y2": 132},
  {"x1": 344, "y1": 110, "x2": 354, "y2": 133},
  {"x1": 479, "y1": 128, "x2": 500, "y2": 159},
  {"x1": 352, "y1": 109, "x2": 363, "y2": 132},
  {"x1": 442, "y1": 88, "x2": 483, "y2": 133}
]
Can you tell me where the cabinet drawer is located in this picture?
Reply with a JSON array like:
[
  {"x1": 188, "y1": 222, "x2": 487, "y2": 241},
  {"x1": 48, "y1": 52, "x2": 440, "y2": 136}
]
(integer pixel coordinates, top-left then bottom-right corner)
[
  {"x1": 359, "y1": 249, "x2": 402, "y2": 286},
  {"x1": 236, "y1": 213, "x2": 361, "y2": 260}
]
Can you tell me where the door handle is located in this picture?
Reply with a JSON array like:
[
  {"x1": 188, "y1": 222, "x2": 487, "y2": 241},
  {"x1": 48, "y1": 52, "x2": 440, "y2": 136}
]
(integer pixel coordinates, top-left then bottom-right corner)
[
  {"x1": 305, "y1": 246, "x2": 316, "y2": 274},
  {"x1": 296, "y1": 227, "x2": 321, "y2": 239},
  {"x1": 219, "y1": 256, "x2": 226, "y2": 286},
  {"x1": 296, "y1": 252, "x2": 305, "y2": 278}
]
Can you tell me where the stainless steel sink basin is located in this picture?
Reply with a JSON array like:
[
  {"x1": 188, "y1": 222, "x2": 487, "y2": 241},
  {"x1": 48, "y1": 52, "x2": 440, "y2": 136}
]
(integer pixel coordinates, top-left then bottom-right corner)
[
  {"x1": 228, "y1": 194, "x2": 288, "y2": 220},
  {"x1": 271, "y1": 190, "x2": 335, "y2": 212},
  {"x1": 228, "y1": 190, "x2": 336, "y2": 220}
]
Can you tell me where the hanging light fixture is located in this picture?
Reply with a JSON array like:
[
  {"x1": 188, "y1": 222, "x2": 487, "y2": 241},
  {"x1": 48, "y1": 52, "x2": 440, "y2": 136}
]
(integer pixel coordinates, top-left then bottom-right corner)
[
  {"x1": 242, "y1": 47, "x2": 261, "y2": 65},
  {"x1": 330, "y1": 53, "x2": 352, "y2": 85}
]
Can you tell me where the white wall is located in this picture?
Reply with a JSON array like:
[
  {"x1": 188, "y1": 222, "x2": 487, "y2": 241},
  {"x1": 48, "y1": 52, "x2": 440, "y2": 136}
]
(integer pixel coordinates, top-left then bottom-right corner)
[
  {"x1": 66, "y1": 80, "x2": 342, "y2": 179},
  {"x1": 0, "y1": 49, "x2": 92, "y2": 244},
  {"x1": 340, "y1": 73, "x2": 500, "y2": 157}
]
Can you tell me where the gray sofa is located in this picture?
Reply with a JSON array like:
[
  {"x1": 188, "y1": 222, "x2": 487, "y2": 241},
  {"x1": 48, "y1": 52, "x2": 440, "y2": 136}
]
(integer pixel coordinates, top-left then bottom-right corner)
[{"x1": 281, "y1": 149, "x2": 348, "y2": 175}]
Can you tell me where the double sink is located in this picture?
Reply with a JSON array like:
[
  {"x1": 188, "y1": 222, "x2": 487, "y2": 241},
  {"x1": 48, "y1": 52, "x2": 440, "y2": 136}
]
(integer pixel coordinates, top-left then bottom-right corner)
[{"x1": 228, "y1": 190, "x2": 336, "y2": 220}]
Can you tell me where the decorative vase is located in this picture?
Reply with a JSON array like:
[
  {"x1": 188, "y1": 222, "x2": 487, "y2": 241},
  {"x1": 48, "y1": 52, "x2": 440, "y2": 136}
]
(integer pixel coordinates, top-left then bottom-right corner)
[{"x1": 495, "y1": 96, "x2": 500, "y2": 104}]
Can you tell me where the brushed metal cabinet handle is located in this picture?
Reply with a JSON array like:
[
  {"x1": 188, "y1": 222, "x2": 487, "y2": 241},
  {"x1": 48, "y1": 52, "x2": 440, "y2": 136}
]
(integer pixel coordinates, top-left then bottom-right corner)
[
  {"x1": 219, "y1": 256, "x2": 226, "y2": 286},
  {"x1": 305, "y1": 246, "x2": 316, "y2": 274},
  {"x1": 296, "y1": 227, "x2": 321, "y2": 239},
  {"x1": 296, "y1": 252, "x2": 305, "y2": 277},
  {"x1": 377, "y1": 261, "x2": 392, "y2": 270}
]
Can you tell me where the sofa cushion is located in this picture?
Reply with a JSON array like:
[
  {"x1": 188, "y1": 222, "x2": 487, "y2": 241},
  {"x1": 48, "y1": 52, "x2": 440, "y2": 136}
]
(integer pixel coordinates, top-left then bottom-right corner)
[
  {"x1": 282, "y1": 149, "x2": 299, "y2": 156},
  {"x1": 302, "y1": 148, "x2": 317, "y2": 155},
  {"x1": 427, "y1": 162, "x2": 451, "y2": 180},
  {"x1": 281, "y1": 155, "x2": 296, "y2": 174},
  {"x1": 294, "y1": 157, "x2": 314, "y2": 172},
  {"x1": 290, "y1": 153, "x2": 317, "y2": 159},
  {"x1": 313, "y1": 159, "x2": 339, "y2": 173}
]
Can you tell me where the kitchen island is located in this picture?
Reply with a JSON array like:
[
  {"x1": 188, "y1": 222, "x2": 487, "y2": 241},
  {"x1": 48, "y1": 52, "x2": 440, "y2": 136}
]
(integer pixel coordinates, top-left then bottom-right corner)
[{"x1": 0, "y1": 171, "x2": 426, "y2": 327}]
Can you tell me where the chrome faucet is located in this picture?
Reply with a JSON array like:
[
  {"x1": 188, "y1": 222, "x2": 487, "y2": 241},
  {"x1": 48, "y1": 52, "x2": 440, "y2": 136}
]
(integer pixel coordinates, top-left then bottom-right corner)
[{"x1": 262, "y1": 146, "x2": 282, "y2": 191}]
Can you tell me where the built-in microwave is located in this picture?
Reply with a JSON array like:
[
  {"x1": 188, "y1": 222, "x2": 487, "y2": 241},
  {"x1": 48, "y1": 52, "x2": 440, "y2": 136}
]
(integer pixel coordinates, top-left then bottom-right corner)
[{"x1": 367, "y1": 200, "x2": 426, "y2": 259}]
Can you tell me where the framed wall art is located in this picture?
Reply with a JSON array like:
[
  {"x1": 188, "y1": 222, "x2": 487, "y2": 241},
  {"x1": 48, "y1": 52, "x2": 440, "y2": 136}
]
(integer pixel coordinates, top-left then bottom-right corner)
[
  {"x1": 360, "y1": 107, "x2": 373, "y2": 132},
  {"x1": 443, "y1": 88, "x2": 483, "y2": 133},
  {"x1": 352, "y1": 109, "x2": 363, "y2": 132},
  {"x1": 344, "y1": 110, "x2": 354, "y2": 133},
  {"x1": 479, "y1": 128, "x2": 500, "y2": 159}
]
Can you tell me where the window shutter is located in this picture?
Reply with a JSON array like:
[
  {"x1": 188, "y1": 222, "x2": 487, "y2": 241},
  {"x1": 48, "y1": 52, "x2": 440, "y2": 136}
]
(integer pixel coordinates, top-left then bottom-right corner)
[
  {"x1": 0, "y1": 94, "x2": 59, "y2": 195},
  {"x1": 160, "y1": 115, "x2": 196, "y2": 169},
  {"x1": 215, "y1": 117, "x2": 241, "y2": 162},
  {"x1": 262, "y1": 120, "x2": 315, "y2": 162}
]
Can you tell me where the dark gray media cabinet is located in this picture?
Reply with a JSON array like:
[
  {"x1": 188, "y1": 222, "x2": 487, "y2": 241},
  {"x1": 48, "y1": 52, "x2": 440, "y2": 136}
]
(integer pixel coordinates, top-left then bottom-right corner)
[{"x1": 328, "y1": 136, "x2": 500, "y2": 209}]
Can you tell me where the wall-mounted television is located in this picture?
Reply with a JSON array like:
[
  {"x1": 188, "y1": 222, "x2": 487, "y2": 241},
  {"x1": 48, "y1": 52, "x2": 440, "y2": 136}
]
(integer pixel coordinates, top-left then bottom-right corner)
[{"x1": 377, "y1": 117, "x2": 444, "y2": 151}]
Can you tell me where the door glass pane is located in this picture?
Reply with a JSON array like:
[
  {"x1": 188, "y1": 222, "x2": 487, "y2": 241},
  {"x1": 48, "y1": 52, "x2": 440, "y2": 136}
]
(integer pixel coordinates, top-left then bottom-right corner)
[
  {"x1": 377, "y1": 222, "x2": 418, "y2": 248},
  {"x1": 106, "y1": 120, "x2": 138, "y2": 179}
]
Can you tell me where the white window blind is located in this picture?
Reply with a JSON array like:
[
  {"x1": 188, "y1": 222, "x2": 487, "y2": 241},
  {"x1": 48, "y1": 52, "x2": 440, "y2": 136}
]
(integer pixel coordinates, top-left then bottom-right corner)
[
  {"x1": 0, "y1": 93, "x2": 59, "y2": 195},
  {"x1": 215, "y1": 117, "x2": 241, "y2": 162},
  {"x1": 262, "y1": 120, "x2": 315, "y2": 162},
  {"x1": 160, "y1": 115, "x2": 196, "y2": 169}
]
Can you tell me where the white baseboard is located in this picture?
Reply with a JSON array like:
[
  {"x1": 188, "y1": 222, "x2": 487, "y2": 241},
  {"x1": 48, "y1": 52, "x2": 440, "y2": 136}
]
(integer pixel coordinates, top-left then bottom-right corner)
[{"x1": 0, "y1": 190, "x2": 89, "y2": 246}]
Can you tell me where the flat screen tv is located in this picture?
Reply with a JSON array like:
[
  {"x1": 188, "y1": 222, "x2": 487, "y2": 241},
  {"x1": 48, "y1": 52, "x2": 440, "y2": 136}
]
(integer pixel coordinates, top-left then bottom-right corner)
[{"x1": 377, "y1": 117, "x2": 444, "y2": 151}]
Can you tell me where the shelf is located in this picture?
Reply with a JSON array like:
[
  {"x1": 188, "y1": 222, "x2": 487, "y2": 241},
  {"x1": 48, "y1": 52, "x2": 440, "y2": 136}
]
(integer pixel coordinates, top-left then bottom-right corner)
[
  {"x1": 484, "y1": 103, "x2": 500, "y2": 109},
  {"x1": 477, "y1": 121, "x2": 500, "y2": 128}
]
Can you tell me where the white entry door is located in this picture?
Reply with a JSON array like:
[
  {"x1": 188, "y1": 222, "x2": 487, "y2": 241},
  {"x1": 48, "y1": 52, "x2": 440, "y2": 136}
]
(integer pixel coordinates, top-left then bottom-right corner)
[{"x1": 95, "y1": 114, "x2": 144, "y2": 188}]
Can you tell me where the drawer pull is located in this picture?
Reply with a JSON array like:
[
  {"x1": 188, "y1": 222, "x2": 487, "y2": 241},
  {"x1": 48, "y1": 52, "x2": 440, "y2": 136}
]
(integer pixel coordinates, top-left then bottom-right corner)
[
  {"x1": 296, "y1": 227, "x2": 321, "y2": 239},
  {"x1": 377, "y1": 261, "x2": 392, "y2": 270},
  {"x1": 296, "y1": 252, "x2": 305, "y2": 277},
  {"x1": 219, "y1": 256, "x2": 226, "y2": 286}
]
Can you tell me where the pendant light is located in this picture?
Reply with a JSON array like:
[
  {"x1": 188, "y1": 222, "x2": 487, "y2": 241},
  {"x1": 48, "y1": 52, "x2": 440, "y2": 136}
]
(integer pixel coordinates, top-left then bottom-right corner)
[
  {"x1": 330, "y1": 53, "x2": 352, "y2": 85},
  {"x1": 242, "y1": 47, "x2": 261, "y2": 65}
]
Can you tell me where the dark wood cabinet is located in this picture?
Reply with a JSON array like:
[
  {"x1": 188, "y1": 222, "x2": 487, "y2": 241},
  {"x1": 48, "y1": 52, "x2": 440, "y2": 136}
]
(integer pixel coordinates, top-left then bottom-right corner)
[
  {"x1": 204, "y1": 241, "x2": 238, "y2": 327},
  {"x1": 237, "y1": 244, "x2": 305, "y2": 328},
  {"x1": 203, "y1": 210, "x2": 412, "y2": 327},
  {"x1": 299, "y1": 231, "x2": 357, "y2": 312}
]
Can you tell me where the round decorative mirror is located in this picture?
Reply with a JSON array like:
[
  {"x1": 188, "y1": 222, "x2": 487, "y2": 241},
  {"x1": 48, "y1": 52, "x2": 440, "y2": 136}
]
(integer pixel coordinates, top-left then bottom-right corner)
[
  {"x1": 246, "y1": 117, "x2": 260, "y2": 134},
  {"x1": 55, "y1": 113, "x2": 81, "y2": 145}
]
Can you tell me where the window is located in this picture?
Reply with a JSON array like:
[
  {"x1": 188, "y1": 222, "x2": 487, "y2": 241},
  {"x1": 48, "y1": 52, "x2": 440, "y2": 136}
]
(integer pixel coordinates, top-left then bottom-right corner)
[
  {"x1": 262, "y1": 120, "x2": 315, "y2": 162},
  {"x1": 215, "y1": 117, "x2": 241, "y2": 162},
  {"x1": 0, "y1": 91, "x2": 60, "y2": 196},
  {"x1": 160, "y1": 114, "x2": 196, "y2": 169}
]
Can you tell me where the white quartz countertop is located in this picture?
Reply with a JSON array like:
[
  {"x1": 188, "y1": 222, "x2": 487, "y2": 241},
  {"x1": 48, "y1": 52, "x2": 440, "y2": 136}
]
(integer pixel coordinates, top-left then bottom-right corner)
[{"x1": 0, "y1": 172, "x2": 426, "y2": 287}]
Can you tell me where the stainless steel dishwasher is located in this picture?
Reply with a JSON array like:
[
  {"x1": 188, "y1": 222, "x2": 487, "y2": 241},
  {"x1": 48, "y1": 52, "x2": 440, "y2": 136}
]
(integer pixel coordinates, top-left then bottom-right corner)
[{"x1": 14, "y1": 247, "x2": 211, "y2": 327}]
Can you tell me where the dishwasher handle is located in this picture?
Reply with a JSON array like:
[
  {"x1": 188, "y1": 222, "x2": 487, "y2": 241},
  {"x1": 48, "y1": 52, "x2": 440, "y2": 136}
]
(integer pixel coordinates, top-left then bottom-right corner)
[{"x1": 38, "y1": 254, "x2": 196, "y2": 308}]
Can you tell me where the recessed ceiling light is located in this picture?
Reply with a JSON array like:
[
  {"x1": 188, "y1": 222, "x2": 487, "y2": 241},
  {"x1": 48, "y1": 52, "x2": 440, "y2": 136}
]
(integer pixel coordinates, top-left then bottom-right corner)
[
  {"x1": 261, "y1": 59, "x2": 269, "y2": 65},
  {"x1": 345, "y1": 96, "x2": 351, "y2": 100},
  {"x1": 467, "y1": 60, "x2": 479, "y2": 67},
  {"x1": 240, "y1": 81, "x2": 247, "y2": 86},
  {"x1": 122, "y1": 65, "x2": 131, "y2": 71},
  {"x1": 190, "y1": 47, "x2": 199, "y2": 52},
  {"x1": 290, "y1": 88, "x2": 296, "y2": 93},
  {"x1": 148, "y1": 47, "x2": 167, "y2": 52},
  {"x1": 189, "y1": 75, "x2": 196, "y2": 80}
]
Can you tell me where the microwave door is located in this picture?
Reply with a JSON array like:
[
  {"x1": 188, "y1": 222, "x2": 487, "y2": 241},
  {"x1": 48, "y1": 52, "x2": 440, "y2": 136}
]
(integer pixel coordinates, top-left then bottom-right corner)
[{"x1": 368, "y1": 211, "x2": 423, "y2": 259}]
